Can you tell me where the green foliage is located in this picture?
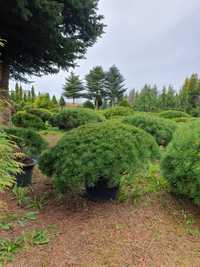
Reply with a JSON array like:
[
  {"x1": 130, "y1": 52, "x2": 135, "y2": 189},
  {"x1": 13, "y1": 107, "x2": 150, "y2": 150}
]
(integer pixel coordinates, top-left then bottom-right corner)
[
  {"x1": 59, "y1": 96, "x2": 66, "y2": 109},
  {"x1": 118, "y1": 162, "x2": 169, "y2": 203},
  {"x1": 0, "y1": 133, "x2": 22, "y2": 191},
  {"x1": 1, "y1": 127, "x2": 47, "y2": 158},
  {"x1": 0, "y1": 0, "x2": 104, "y2": 83},
  {"x1": 161, "y1": 123, "x2": 200, "y2": 205},
  {"x1": 85, "y1": 66, "x2": 105, "y2": 109},
  {"x1": 12, "y1": 111, "x2": 45, "y2": 130},
  {"x1": 0, "y1": 229, "x2": 49, "y2": 264},
  {"x1": 122, "y1": 114, "x2": 177, "y2": 146},
  {"x1": 49, "y1": 108, "x2": 104, "y2": 130},
  {"x1": 119, "y1": 99, "x2": 131, "y2": 108},
  {"x1": 39, "y1": 121, "x2": 160, "y2": 195},
  {"x1": 159, "y1": 110, "x2": 190, "y2": 119},
  {"x1": 105, "y1": 65, "x2": 127, "y2": 106},
  {"x1": 102, "y1": 106, "x2": 134, "y2": 119},
  {"x1": 33, "y1": 94, "x2": 56, "y2": 110},
  {"x1": 25, "y1": 108, "x2": 52, "y2": 122},
  {"x1": 83, "y1": 100, "x2": 95, "y2": 109},
  {"x1": 63, "y1": 72, "x2": 84, "y2": 103}
]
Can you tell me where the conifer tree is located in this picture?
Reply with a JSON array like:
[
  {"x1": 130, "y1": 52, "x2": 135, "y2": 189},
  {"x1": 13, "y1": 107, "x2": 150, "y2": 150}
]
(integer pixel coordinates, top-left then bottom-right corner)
[
  {"x1": 105, "y1": 65, "x2": 126, "y2": 106},
  {"x1": 59, "y1": 96, "x2": 66, "y2": 109},
  {"x1": 63, "y1": 72, "x2": 84, "y2": 104},
  {"x1": 85, "y1": 66, "x2": 105, "y2": 109}
]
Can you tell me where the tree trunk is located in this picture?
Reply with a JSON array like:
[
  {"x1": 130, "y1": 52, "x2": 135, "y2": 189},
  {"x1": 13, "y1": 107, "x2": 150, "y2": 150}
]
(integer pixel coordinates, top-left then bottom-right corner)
[
  {"x1": 0, "y1": 63, "x2": 9, "y2": 98},
  {"x1": 0, "y1": 63, "x2": 12, "y2": 126}
]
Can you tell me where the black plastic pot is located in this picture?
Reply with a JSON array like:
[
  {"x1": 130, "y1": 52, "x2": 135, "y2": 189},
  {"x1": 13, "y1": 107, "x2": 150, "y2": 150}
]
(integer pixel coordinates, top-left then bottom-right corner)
[
  {"x1": 86, "y1": 178, "x2": 118, "y2": 202},
  {"x1": 16, "y1": 159, "x2": 37, "y2": 187}
]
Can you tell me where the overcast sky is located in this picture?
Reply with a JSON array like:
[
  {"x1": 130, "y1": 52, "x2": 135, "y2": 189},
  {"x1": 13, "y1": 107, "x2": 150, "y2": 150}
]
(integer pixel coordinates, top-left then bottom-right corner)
[{"x1": 11, "y1": 0, "x2": 200, "y2": 96}]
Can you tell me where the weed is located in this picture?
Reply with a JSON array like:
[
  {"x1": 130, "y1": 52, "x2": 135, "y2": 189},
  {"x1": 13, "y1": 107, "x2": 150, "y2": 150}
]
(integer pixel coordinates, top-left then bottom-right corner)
[
  {"x1": 0, "y1": 223, "x2": 12, "y2": 231},
  {"x1": 0, "y1": 238, "x2": 23, "y2": 264},
  {"x1": 28, "y1": 194, "x2": 48, "y2": 210},
  {"x1": 12, "y1": 185, "x2": 30, "y2": 207},
  {"x1": 22, "y1": 229, "x2": 50, "y2": 246}
]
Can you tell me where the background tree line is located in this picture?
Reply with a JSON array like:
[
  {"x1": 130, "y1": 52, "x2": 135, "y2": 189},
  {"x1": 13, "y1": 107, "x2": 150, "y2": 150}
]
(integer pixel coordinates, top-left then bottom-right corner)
[{"x1": 128, "y1": 73, "x2": 200, "y2": 116}]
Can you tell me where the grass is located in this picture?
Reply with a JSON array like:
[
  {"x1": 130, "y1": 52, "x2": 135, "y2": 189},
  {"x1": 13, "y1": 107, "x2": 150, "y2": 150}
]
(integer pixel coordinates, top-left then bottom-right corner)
[
  {"x1": 0, "y1": 229, "x2": 50, "y2": 264},
  {"x1": 118, "y1": 161, "x2": 169, "y2": 203}
]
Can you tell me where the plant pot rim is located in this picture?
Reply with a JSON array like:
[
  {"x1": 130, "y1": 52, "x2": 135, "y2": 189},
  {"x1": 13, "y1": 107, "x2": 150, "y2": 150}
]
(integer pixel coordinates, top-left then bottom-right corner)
[{"x1": 22, "y1": 158, "x2": 37, "y2": 168}]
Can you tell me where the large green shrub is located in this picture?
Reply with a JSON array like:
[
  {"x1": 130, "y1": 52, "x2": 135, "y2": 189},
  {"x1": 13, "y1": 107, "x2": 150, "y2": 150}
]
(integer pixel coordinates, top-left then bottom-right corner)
[
  {"x1": 0, "y1": 128, "x2": 47, "y2": 158},
  {"x1": 161, "y1": 123, "x2": 200, "y2": 205},
  {"x1": 0, "y1": 133, "x2": 22, "y2": 191},
  {"x1": 49, "y1": 108, "x2": 104, "y2": 130},
  {"x1": 122, "y1": 114, "x2": 177, "y2": 146},
  {"x1": 102, "y1": 106, "x2": 134, "y2": 119},
  {"x1": 12, "y1": 111, "x2": 45, "y2": 130},
  {"x1": 39, "y1": 121, "x2": 160, "y2": 194},
  {"x1": 25, "y1": 108, "x2": 52, "y2": 122},
  {"x1": 159, "y1": 110, "x2": 190, "y2": 119}
]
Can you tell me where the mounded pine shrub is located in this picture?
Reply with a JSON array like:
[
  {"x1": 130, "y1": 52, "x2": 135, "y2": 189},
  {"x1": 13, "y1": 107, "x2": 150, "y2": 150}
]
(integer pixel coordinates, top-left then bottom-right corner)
[
  {"x1": 122, "y1": 114, "x2": 177, "y2": 146},
  {"x1": 159, "y1": 110, "x2": 190, "y2": 119},
  {"x1": 102, "y1": 106, "x2": 134, "y2": 119},
  {"x1": 25, "y1": 108, "x2": 53, "y2": 122},
  {"x1": 12, "y1": 111, "x2": 45, "y2": 130},
  {"x1": 39, "y1": 121, "x2": 160, "y2": 195},
  {"x1": 49, "y1": 108, "x2": 105, "y2": 130},
  {"x1": 161, "y1": 123, "x2": 200, "y2": 205},
  {"x1": 0, "y1": 127, "x2": 47, "y2": 158}
]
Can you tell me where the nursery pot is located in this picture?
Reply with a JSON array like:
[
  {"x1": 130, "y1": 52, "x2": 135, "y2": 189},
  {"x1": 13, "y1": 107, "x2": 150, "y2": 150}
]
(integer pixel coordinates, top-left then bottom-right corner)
[
  {"x1": 16, "y1": 158, "x2": 37, "y2": 187},
  {"x1": 86, "y1": 178, "x2": 118, "y2": 202}
]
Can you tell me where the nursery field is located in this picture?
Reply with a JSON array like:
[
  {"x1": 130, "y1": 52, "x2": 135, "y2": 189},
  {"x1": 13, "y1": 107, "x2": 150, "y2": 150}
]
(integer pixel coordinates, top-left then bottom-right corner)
[
  {"x1": 1, "y1": 106, "x2": 200, "y2": 267},
  {"x1": 1, "y1": 166, "x2": 200, "y2": 267}
]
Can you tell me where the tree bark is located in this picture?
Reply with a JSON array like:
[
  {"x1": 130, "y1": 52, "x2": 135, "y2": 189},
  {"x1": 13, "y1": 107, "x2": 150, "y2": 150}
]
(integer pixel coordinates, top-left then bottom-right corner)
[{"x1": 0, "y1": 63, "x2": 9, "y2": 98}]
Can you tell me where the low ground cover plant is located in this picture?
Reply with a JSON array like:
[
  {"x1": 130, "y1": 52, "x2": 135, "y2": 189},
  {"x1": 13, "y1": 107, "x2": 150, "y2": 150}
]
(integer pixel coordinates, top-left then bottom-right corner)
[
  {"x1": 49, "y1": 108, "x2": 105, "y2": 130},
  {"x1": 39, "y1": 121, "x2": 160, "y2": 196},
  {"x1": 122, "y1": 114, "x2": 177, "y2": 146},
  {"x1": 161, "y1": 122, "x2": 200, "y2": 205},
  {"x1": 159, "y1": 110, "x2": 190, "y2": 119},
  {"x1": 102, "y1": 106, "x2": 134, "y2": 119},
  {"x1": 0, "y1": 128, "x2": 47, "y2": 158},
  {"x1": 12, "y1": 111, "x2": 45, "y2": 130}
]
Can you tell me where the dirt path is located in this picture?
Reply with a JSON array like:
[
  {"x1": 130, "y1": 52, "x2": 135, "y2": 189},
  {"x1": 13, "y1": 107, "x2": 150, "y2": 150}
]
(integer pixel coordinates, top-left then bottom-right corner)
[{"x1": 1, "y1": 169, "x2": 200, "y2": 267}]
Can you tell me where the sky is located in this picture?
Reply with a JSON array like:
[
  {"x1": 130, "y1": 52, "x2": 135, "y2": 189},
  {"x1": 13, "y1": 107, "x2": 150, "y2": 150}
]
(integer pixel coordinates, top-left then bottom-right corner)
[{"x1": 11, "y1": 0, "x2": 200, "y2": 96}]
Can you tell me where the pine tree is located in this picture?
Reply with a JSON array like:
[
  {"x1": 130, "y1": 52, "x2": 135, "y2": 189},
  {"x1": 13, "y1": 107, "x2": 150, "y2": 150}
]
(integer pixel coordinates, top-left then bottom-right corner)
[
  {"x1": 63, "y1": 72, "x2": 84, "y2": 104},
  {"x1": 52, "y1": 95, "x2": 58, "y2": 105},
  {"x1": 31, "y1": 86, "x2": 36, "y2": 101},
  {"x1": 105, "y1": 65, "x2": 126, "y2": 106},
  {"x1": 0, "y1": 0, "x2": 104, "y2": 97},
  {"x1": 85, "y1": 66, "x2": 105, "y2": 109},
  {"x1": 59, "y1": 96, "x2": 66, "y2": 109}
]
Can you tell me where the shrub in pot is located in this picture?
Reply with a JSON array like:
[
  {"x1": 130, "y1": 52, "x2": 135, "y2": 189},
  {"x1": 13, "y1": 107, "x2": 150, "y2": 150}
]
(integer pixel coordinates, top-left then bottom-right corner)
[
  {"x1": 49, "y1": 108, "x2": 105, "y2": 130},
  {"x1": 39, "y1": 121, "x2": 160, "y2": 200},
  {"x1": 161, "y1": 122, "x2": 200, "y2": 205},
  {"x1": 102, "y1": 106, "x2": 134, "y2": 119},
  {"x1": 159, "y1": 110, "x2": 190, "y2": 119},
  {"x1": 12, "y1": 111, "x2": 45, "y2": 130},
  {"x1": 122, "y1": 114, "x2": 177, "y2": 146}
]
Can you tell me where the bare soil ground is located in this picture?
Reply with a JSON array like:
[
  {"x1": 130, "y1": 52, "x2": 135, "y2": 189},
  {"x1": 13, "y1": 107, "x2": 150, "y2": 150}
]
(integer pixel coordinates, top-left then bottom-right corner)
[{"x1": 1, "y1": 167, "x2": 200, "y2": 267}]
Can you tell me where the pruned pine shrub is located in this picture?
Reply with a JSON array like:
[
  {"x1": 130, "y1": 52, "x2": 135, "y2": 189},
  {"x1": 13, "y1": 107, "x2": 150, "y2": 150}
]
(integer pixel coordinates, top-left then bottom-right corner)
[
  {"x1": 0, "y1": 133, "x2": 22, "y2": 191},
  {"x1": 0, "y1": 128, "x2": 47, "y2": 158},
  {"x1": 39, "y1": 121, "x2": 160, "y2": 195},
  {"x1": 122, "y1": 114, "x2": 176, "y2": 146},
  {"x1": 159, "y1": 110, "x2": 190, "y2": 119},
  {"x1": 49, "y1": 108, "x2": 105, "y2": 130},
  {"x1": 12, "y1": 111, "x2": 45, "y2": 130},
  {"x1": 25, "y1": 108, "x2": 52, "y2": 122},
  {"x1": 102, "y1": 106, "x2": 134, "y2": 119},
  {"x1": 161, "y1": 122, "x2": 200, "y2": 205}
]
